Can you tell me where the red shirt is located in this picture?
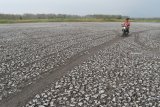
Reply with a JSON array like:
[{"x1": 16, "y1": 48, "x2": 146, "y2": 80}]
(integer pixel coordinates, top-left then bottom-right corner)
[{"x1": 123, "y1": 21, "x2": 130, "y2": 27}]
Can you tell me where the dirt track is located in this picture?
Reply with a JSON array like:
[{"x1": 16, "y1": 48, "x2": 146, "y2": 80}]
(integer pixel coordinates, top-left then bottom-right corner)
[{"x1": 0, "y1": 22, "x2": 160, "y2": 107}]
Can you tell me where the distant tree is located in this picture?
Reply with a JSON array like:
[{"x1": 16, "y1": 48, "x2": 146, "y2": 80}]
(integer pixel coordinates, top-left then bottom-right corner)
[
  {"x1": 19, "y1": 16, "x2": 23, "y2": 20},
  {"x1": 0, "y1": 13, "x2": 134, "y2": 20}
]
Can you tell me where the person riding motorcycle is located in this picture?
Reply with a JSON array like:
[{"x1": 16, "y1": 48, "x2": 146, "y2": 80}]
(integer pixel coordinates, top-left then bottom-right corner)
[{"x1": 122, "y1": 18, "x2": 130, "y2": 33}]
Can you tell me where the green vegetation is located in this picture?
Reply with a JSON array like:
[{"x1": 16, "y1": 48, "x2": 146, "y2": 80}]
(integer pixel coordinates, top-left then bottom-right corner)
[
  {"x1": 0, "y1": 13, "x2": 160, "y2": 24},
  {"x1": 0, "y1": 18, "x2": 125, "y2": 24},
  {"x1": 0, "y1": 13, "x2": 127, "y2": 24},
  {"x1": 132, "y1": 19, "x2": 160, "y2": 23}
]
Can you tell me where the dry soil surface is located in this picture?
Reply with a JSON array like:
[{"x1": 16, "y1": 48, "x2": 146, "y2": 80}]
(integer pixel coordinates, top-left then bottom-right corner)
[{"x1": 0, "y1": 22, "x2": 160, "y2": 107}]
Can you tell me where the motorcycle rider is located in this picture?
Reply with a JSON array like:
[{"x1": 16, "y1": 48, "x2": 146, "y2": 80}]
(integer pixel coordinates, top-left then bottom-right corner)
[{"x1": 122, "y1": 18, "x2": 130, "y2": 33}]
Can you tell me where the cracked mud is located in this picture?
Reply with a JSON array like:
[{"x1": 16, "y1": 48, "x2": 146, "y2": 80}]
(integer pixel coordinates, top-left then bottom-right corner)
[{"x1": 0, "y1": 22, "x2": 160, "y2": 107}]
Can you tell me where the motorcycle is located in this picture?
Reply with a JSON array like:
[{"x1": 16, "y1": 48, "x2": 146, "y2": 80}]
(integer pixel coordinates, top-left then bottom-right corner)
[{"x1": 121, "y1": 25, "x2": 129, "y2": 36}]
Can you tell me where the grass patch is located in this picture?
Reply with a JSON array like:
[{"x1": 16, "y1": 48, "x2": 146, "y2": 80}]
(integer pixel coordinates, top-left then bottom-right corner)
[
  {"x1": 132, "y1": 19, "x2": 160, "y2": 23},
  {"x1": 0, "y1": 18, "x2": 125, "y2": 24},
  {"x1": 0, "y1": 18, "x2": 160, "y2": 24}
]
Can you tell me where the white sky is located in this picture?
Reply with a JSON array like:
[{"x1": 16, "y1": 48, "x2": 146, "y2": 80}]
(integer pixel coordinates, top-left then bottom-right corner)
[{"x1": 0, "y1": 0, "x2": 160, "y2": 17}]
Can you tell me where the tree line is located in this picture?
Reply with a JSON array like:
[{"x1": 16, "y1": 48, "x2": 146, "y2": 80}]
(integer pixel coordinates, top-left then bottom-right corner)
[{"x1": 0, "y1": 13, "x2": 128, "y2": 20}]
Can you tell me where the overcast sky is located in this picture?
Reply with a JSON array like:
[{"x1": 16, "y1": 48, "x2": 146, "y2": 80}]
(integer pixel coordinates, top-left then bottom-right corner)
[{"x1": 0, "y1": 0, "x2": 160, "y2": 18}]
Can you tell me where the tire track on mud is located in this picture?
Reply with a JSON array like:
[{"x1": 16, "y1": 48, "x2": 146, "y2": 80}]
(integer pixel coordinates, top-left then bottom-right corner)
[
  {"x1": 120, "y1": 29, "x2": 160, "y2": 57},
  {"x1": 0, "y1": 31, "x2": 123, "y2": 107},
  {"x1": 0, "y1": 30, "x2": 116, "y2": 78},
  {"x1": 0, "y1": 31, "x2": 111, "y2": 78},
  {"x1": 0, "y1": 30, "x2": 89, "y2": 64},
  {"x1": 2, "y1": 29, "x2": 155, "y2": 107},
  {"x1": 0, "y1": 29, "x2": 115, "y2": 64},
  {"x1": 133, "y1": 29, "x2": 160, "y2": 55},
  {"x1": 0, "y1": 30, "x2": 116, "y2": 102}
]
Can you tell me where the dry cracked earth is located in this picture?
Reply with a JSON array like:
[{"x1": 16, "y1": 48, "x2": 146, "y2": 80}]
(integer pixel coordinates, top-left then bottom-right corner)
[{"x1": 0, "y1": 22, "x2": 160, "y2": 107}]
